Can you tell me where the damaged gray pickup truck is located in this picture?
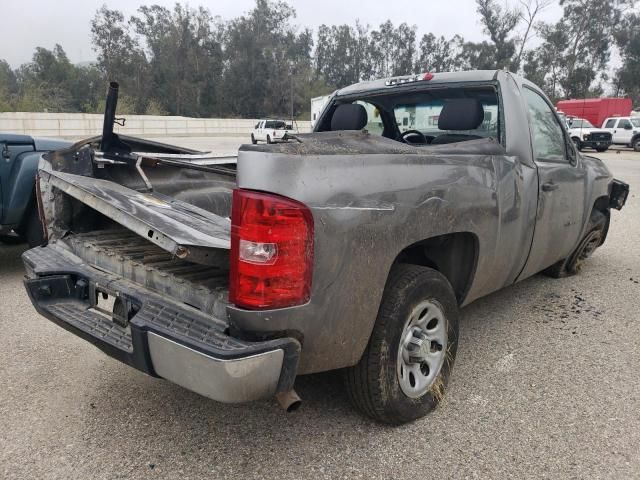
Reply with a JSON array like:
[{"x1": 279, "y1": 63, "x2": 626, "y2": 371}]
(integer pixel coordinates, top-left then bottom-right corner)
[{"x1": 23, "y1": 71, "x2": 629, "y2": 425}]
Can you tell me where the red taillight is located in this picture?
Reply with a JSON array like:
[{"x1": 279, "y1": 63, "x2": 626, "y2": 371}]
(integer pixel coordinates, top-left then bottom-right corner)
[{"x1": 229, "y1": 189, "x2": 314, "y2": 309}]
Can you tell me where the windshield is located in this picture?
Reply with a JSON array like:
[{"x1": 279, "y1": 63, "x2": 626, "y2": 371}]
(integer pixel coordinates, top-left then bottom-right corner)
[
  {"x1": 632, "y1": 118, "x2": 640, "y2": 128},
  {"x1": 569, "y1": 119, "x2": 594, "y2": 129}
]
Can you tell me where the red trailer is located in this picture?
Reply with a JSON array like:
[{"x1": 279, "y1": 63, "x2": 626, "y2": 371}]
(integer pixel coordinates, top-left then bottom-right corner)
[{"x1": 556, "y1": 98, "x2": 632, "y2": 128}]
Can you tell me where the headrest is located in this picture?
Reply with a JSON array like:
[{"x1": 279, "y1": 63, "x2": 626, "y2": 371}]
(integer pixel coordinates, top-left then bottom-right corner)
[
  {"x1": 331, "y1": 103, "x2": 368, "y2": 131},
  {"x1": 438, "y1": 98, "x2": 485, "y2": 131}
]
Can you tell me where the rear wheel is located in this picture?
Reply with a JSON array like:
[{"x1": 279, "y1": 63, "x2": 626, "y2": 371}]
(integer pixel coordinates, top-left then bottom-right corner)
[
  {"x1": 344, "y1": 264, "x2": 459, "y2": 425},
  {"x1": 633, "y1": 138, "x2": 640, "y2": 152},
  {"x1": 595, "y1": 147, "x2": 608, "y2": 152},
  {"x1": 544, "y1": 210, "x2": 608, "y2": 278}
]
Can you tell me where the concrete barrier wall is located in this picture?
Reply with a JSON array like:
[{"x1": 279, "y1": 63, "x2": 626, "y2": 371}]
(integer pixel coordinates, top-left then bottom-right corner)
[{"x1": 0, "y1": 112, "x2": 312, "y2": 138}]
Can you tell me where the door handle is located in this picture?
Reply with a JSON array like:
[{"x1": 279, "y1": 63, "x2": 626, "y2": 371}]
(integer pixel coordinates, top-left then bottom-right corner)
[{"x1": 542, "y1": 182, "x2": 559, "y2": 192}]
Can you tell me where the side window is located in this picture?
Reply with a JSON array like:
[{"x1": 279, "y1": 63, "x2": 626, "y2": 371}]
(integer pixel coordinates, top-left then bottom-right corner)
[
  {"x1": 605, "y1": 119, "x2": 617, "y2": 128},
  {"x1": 523, "y1": 88, "x2": 566, "y2": 162},
  {"x1": 354, "y1": 101, "x2": 384, "y2": 135},
  {"x1": 618, "y1": 119, "x2": 632, "y2": 129}
]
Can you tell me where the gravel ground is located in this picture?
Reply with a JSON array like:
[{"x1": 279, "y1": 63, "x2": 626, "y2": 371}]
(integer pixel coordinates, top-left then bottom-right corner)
[{"x1": 1, "y1": 145, "x2": 639, "y2": 479}]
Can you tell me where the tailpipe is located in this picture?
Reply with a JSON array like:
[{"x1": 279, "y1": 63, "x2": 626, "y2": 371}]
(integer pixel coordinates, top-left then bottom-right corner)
[{"x1": 275, "y1": 389, "x2": 301, "y2": 412}]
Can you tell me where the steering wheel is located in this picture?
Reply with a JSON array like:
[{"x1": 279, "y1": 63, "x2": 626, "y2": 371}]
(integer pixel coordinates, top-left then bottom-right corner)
[{"x1": 401, "y1": 129, "x2": 428, "y2": 145}]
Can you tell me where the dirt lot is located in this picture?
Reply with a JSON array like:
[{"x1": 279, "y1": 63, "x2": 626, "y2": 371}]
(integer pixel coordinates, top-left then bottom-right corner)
[{"x1": 1, "y1": 144, "x2": 639, "y2": 479}]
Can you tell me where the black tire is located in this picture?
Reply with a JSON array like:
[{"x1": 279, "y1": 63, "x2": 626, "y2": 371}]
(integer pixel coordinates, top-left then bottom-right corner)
[
  {"x1": 633, "y1": 138, "x2": 640, "y2": 152},
  {"x1": 344, "y1": 264, "x2": 459, "y2": 425},
  {"x1": 0, "y1": 233, "x2": 25, "y2": 245},
  {"x1": 595, "y1": 147, "x2": 608, "y2": 153},
  {"x1": 251, "y1": 134, "x2": 257, "y2": 145},
  {"x1": 19, "y1": 207, "x2": 45, "y2": 248},
  {"x1": 266, "y1": 135, "x2": 272, "y2": 144},
  {"x1": 572, "y1": 137, "x2": 582, "y2": 151},
  {"x1": 544, "y1": 209, "x2": 608, "y2": 278}
]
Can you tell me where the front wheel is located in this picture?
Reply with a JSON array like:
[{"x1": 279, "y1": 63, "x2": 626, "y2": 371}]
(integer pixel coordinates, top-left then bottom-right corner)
[
  {"x1": 572, "y1": 138, "x2": 582, "y2": 151},
  {"x1": 544, "y1": 210, "x2": 608, "y2": 278},
  {"x1": 344, "y1": 264, "x2": 459, "y2": 425},
  {"x1": 251, "y1": 134, "x2": 257, "y2": 145},
  {"x1": 266, "y1": 135, "x2": 272, "y2": 144},
  {"x1": 595, "y1": 147, "x2": 609, "y2": 152}
]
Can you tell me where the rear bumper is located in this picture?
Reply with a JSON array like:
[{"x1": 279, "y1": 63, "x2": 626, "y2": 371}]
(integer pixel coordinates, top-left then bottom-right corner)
[{"x1": 22, "y1": 245, "x2": 300, "y2": 403}]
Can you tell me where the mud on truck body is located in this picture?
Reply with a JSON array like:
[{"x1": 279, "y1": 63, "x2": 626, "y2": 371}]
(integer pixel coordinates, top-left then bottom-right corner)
[{"x1": 23, "y1": 73, "x2": 628, "y2": 424}]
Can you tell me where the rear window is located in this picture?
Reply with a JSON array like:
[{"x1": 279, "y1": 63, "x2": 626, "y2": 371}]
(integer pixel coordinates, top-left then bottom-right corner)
[
  {"x1": 265, "y1": 120, "x2": 287, "y2": 129},
  {"x1": 394, "y1": 100, "x2": 498, "y2": 139}
]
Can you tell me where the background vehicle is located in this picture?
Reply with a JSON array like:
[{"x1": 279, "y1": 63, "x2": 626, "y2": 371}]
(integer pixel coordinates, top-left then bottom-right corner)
[
  {"x1": 565, "y1": 117, "x2": 612, "y2": 152},
  {"x1": 0, "y1": 133, "x2": 70, "y2": 246},
  {"x1": 251, "y1": 119, "x2": 297, "y2": 144},
  {"x1": 557, "y1": 98, "x2": 632, "y2": 129},
  {"x1": 601, "y1": 116, "x2": 640, "y2": 151},
  {"x1": 23, "y1": 74, "x2": 628, "y2": 425}
]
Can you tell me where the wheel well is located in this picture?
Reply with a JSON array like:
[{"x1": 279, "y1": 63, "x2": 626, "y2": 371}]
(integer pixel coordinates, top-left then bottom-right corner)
[{"x1": 392, "y1": 232, "x2": 478, "y2": 305}]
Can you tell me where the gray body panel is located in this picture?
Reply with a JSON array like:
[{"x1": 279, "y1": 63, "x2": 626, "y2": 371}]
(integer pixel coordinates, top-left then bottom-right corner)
[{"x1": 230, "y1": 71, "x2": 612, "y2": 373}]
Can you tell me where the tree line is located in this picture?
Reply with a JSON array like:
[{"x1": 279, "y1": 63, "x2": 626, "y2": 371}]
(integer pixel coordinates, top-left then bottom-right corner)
[{"x1": 0, "y1": 0, "x2": 638, "y2": 118}]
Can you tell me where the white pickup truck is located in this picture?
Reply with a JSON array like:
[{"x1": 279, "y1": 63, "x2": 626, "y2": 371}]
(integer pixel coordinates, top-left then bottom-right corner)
[
  {"x1": 251, "y1": 119, "x2": 297, "y2": 144},
  {"x1": 601, "y1": 116, "x2": 640, "y2": 151}
]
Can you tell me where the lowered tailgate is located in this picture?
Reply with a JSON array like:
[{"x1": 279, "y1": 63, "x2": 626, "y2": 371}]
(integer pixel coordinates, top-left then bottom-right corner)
[{"x1": 43, "y1": 170, "x2": 230, "y2": 265}]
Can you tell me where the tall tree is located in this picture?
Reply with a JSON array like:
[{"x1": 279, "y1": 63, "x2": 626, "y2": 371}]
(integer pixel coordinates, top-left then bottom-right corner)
[
  {"x1": 91, "y1": 5, "x2": 149, "y2": 112},
  {"x1": 416, "y1": 34, "x2": 464, "y2": 73},
  {"x1": 475, "y1": 0, "x2": 521, "y2": 69},
  {"x1": 131, "y1": 4, "x2": 224, "y2": 116},
  {"x1": 315, "y1": 22, "x2": 372, "y2": 88},
  {"x1": 613, "y1": 11, "x2": 640, "y2": 106},
  {"x1": 369, "y1": 21, "x2": 417, "y2": 77}
]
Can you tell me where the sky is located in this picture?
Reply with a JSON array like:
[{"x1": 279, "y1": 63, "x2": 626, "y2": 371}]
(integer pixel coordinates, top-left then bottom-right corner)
[{"x1": 1, "y1": 0, "x2": 564, "y2": 68}]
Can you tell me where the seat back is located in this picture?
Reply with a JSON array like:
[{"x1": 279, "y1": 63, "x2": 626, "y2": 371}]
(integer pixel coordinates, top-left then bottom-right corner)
[
  {"x1": 431, "y1": 99, "x2": 485, "y2": 145},
  {"x1": 331, "y1": 104, "x2": 368, "y2": 131}
]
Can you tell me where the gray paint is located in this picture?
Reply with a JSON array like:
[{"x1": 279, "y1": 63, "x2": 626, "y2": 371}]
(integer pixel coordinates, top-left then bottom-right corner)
[
  {"x1": 28, "y1": 70, "x2": 617, "y2": 377},
  {"x1": 230, "y1": 70, "x2": 613, "y2": 374}
]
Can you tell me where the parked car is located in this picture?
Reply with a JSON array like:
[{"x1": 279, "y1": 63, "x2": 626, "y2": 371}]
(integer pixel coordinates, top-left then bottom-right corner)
[
  {"x1": 251, "y1": 119, "x2": 297, "y2": 144},
  {"x1": 566, "y1": 117, "x2": 612, "y2": 152},
  {"x1": 601, "y1": 116, "x2": 640, "y2": 151},
  {"x1": 22, "y1": 74, "x2": 628, "y2": 425},
  {"x1": 0, "y1": 133, "x2": 70, "y2": 246}
]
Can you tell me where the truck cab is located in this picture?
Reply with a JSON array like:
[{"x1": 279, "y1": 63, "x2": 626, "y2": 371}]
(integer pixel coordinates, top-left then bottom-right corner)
[{"x1": 601, "y1": 116, "x2": 640, "y2": 151}]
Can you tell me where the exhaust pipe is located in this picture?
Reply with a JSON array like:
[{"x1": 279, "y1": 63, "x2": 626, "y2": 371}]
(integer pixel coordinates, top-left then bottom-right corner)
[{"x1": 275, "y1": 389, "x2": 301, "y2": 412}]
